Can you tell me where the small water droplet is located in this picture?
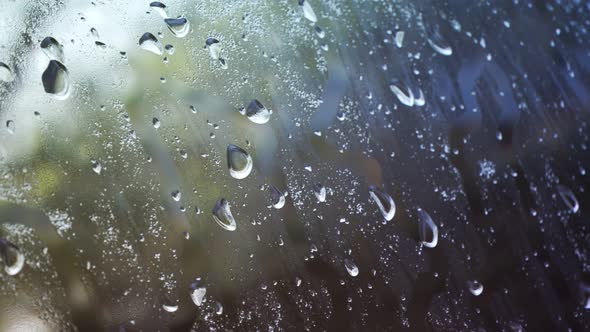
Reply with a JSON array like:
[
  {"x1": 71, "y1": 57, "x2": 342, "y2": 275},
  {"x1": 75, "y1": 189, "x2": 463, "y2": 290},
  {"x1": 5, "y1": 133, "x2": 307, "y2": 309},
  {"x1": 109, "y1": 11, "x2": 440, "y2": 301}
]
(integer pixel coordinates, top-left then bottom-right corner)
[
  {"x1": 171, "y1": 190, "x2": 181, "y2": 202},
  {"x1": 149, "y1": 1, "x2": 168, "y2": 18},
  {"x1": 298, "y1": 0, "x2": 317, "y2": 23},
  {"x1": 395, "y1": 31, "x2": 405, "y2": 48},
  {"x1": 153, "y1": 117, "x2": 161, "y2": 128},
  {"x1": 165, "y1": 44, "x2": 175, "y2": 55},
  {"x1": 417, "y1": 208, "x2": 438, "y2": 248},
  {"x1": 212, "y1": 198, "x2": 237, "y2": 231},
  {"x1": 189, "y1": 278, "x2": 206, "y2": 306},
  {"x1": 315, "y1": 26, "x2": 325, "y2": 38},
  {"x1": 90, "y1": 28, "x2": 99, "y2": 38},
  {"x1": 91, "y1": 160, "x2": 102, "y2": 174},
  {"x1": 139, "y1": 32, "x2": 163, "y2": 55},
  {"x1": 269, "y1": 185, "x2": 286, "y2": 209},
  {"x1": 467, "y1": 280, "x2": 484, "y2": 296},
  {"x1": 227, "y1": 144, "x2": 253, "y2": 179},
  {"x1": 240, "y1": 99, "x2": 272, "y2": 124},
  {"x1": 313, "y1": 183, "x2": 326, "y2": 202},
  {"x1": 6, "y1": 120, "x2": 15, "y2": 134},
  {"x1": 0, "y1": 239, "x2": 25, "y2": 276},
  {"x1": 165, "y1": 17, "x2": 190, "y2": 38},
  {"x1": 369, "y1": 186, "x2": 395, "y2": 221},
  {"x1": 0, "y1": 62, "x2": 14, "y2": 82},
  {"x1": 413, "y1": 88, "x2": 425, "y2": 106},
  {"x1": 557, "y1": 185, "x2": 579, "y2": 213},
  {"x1": 215, "y1": 302, "x2": 223, "y2": 315},
  {"x1": 344, "y1": 258, "x2": 359, "y2": 277},
  {"x1": 40, "y1": 37, "x2": 64, "y2": 62},
  {"x1": 42, "y1": 60, "x2": 71, "y2": 100}
]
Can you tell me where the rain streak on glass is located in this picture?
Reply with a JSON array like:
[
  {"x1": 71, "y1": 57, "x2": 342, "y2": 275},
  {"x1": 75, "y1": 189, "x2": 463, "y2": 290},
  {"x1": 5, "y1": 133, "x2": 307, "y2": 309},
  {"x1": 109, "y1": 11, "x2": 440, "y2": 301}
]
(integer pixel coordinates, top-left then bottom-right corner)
[
  {"x1": 368, "y1": 186, "x2": 396, "y2": 221},
  {"x1": 344, "y1": 258, "x2": 359, "y2": 277},
  {"x1": 417, "y1": 208, "x2": 439, "y2": 248},
  {"x1": 227, "y1": 144, "x2": 253, "y2": 179},
  {"x1": 42, "y1": 60, "x2": 71, "y2": 100},
  {"x1": 139, "y1": 32, "x2": 163, "y2": 55},
  {"x1": 240, "y1": 99, "x2": 272, "y2": 124},
  {"x1": 212, "y1": 198, "x2": 237, "y2": 231}
]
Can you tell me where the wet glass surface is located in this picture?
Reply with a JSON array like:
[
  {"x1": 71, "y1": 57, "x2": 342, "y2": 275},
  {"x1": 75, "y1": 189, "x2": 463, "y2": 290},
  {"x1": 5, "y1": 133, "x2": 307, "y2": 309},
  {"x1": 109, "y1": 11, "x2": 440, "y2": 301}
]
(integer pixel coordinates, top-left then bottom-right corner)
[{"x1": 1, "y1": 0, "x2": 590, "y2": 331}]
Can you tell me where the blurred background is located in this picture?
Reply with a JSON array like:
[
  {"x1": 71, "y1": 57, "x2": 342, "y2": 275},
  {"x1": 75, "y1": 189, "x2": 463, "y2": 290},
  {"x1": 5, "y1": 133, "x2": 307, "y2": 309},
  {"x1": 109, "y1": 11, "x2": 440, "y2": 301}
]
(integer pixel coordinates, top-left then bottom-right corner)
[{"x1": 1, "y1": 0, "x2": 590, "y2": 330}]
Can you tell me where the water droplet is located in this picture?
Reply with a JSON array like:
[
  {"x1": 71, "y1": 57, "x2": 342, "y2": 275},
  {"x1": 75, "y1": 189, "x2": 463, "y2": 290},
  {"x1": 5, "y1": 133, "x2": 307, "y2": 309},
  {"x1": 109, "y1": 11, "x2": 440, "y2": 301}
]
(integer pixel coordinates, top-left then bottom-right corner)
[
  {"x1": 426, "y1": 26, "x2": 452, "y2": 56},
  {"x1": 417, "y1": 208, "x2": 438, "y2": 248},
  {"x1": 6, "y1": 120, "x2": 15, "y2": 134},
  {"x1": 413, "y1": 88, "x2": 425, "y2": 106},
  {"x1": 227, "y1": 144, "x2": 253, "y2": 180},
  {"x1": 240, "y1": 99, "x2": 272, "y2": 124},
  {"x1": 0, "y1": 62, "x2": 14, "y2": 82},
  {"x1": 557, "y1": 185, "x2": 579, "y2": 213},
  {"x1": 139, "y1": 33, "x2": 163, "y2": 55},
  {"x1": 40, "y1": 37, "x2": 64, "y2": 62},
  {"x1": 165, "y1": 44, "x2": 175, "y2": 55},
  {"x1": 368, "y1": 186, "x2": 395, "y2": 221},
  {"x1": 0, "y1": 239, "x2": 25, "y2": 276},
  {"x1": 91, "y1": 160, "x2": 102, "y2": 174},
  {"x1": 315, "y1": 26, "x2": 325, "y2": 38},
  {"x1": 171, "y1": 190, "x2": 181, "y2": 202},
  {"x1": 298, "y1": 0, "x2": 317, "y2": 23},
  {"x1": 189, "y1": 278, "x2": 206, "y2": 306},
  {"x1": 153, "y1": 117, "x2": 161, "y2": 128},
  {"x1": 313, "y1": 183, "x2": 326, "y2": 202},
  {"x1": 389, "y1": 79, "x2": 414, "y2": 107},
  {"x1": 344, "y1": 258, "x2": 359, "y2": 277},
  {"x1": 496, "y1": 131, "x2": 503, "y2": 141},
  {"x1": 149, "y1": 1, "x2": 168, "y2": 18},
  {"x1": 162, "y1": 303, "x2": 178, "y2": 312},
  {"x1": 212, "y1": 198, "x2": 237, "y2": 231},
  {"x1": 270, "y1": 185, "x2": 286, "y2": 209},
  {"x1": 395, "y1": 31, "x2": 405, "y2": 48},
  {"x1": 95, "y1": 41, "x2": 106, "y2": 48},
  {"x1": 215, "y1": 302, "x2": 223, "y2": 315},
  {"x1": 90, "y1": 27, "x2": 99, "y2": 38},
  {"x1": 42, "y1": 60, "x2": 71, "y2": 100},
  {"x1": 165, "y1": 17, "x2": 190, "y2": 38},
  {"x1": 467, "y1": 280, "x2": 484, "y2": 296}
]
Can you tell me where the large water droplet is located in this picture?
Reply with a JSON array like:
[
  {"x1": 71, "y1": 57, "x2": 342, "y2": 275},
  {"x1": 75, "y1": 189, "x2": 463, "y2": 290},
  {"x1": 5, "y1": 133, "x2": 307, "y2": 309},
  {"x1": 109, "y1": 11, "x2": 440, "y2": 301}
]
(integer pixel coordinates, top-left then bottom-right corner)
[
  {"x1": 165, "y1": 17, "x2": 190, "y2": 38},
  {"x1": 0, "y1": 62, "x2": 14, "y2": 82},
  {"x1": 212, "y1": 198, "x2": 237, "y2": 231},
  {"x1": 557, "y1": 185, "x2": 579, "y2": 213},
  {"x1": 6, "y1": 120, "x2": 15, "y2": 134},
  {"x1": 368, "y1": 186, "x2": 395, "y2": 221},
  {"x1": 417, "y1": 208, "x2": 438, "y2": 248},
  {"x1": 139, "y1": 33, "x2": 163, "y2": 55},
  {"x1": 298, "y1": 0, "x2": 317, "y2": 23},
  {"x1": 344, "y1": 258, "x2": 359, "y2": 277},
  {"x1": 227, "y1": 144, "x2": 253, "y2": 180},
  {"x1": 162, "y1": 303, "x2": 178, "y2": 312},
  {"x1": 40, "y1": 37, "x2": 64, "y2": 62},
  {"x1": 426, "y1": 26, "x2": 453, "y2": 56},
  {"x1": 389, "y1": 80, "x2": 414, "y2": 107},
  {"x1": 42, "y1": 60, "x2": 71, "y2": 100},
  {"x1": 270, "y1": 185, "x2": 286, "y2": 209},
  {"x1": 240, "y1": 99, "x2": 272, "y2": 124},
  {"x1": 395, "y1": 31, "x2": 405, "y2": 48},
  {"x1": 189, "y1": 278, "x2": 206, "y2": 306},
  {"x1": 150, "y1": 1, "x2": 168, "y2": 18},
  {"x1": 313, "y1": 183, "x2": 326, "y2": 202},
  {"x1": 467, "y1": 280, "x2": 484, "y2": 296},
  {"x1": 0, "y1": 239, "x2": 25, "y2": 276}
]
